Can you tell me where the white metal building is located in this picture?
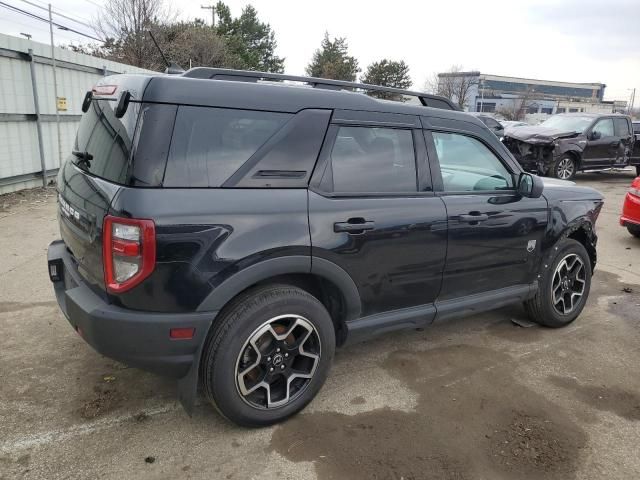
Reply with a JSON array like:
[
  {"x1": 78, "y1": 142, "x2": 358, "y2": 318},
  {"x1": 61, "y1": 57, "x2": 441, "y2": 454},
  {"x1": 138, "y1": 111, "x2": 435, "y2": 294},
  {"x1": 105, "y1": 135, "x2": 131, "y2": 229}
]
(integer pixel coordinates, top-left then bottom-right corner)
[
  {"x1": 437, "y1": 71, "x2": 627, "y2": 121},
  {"x1": 0, "y1": 33, "x2": 153, "y2": 194}
]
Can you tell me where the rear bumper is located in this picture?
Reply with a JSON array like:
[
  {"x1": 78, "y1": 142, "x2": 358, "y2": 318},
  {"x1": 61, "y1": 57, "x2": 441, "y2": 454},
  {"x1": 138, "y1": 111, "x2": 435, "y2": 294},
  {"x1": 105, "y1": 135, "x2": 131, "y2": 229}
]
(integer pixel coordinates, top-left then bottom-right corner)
[
  {"x1": 47, "y1": 240, "x2": 215, "y2": 378},
  {"x1": 620, "y1": 192, "x2": 640, "y2": 227}
]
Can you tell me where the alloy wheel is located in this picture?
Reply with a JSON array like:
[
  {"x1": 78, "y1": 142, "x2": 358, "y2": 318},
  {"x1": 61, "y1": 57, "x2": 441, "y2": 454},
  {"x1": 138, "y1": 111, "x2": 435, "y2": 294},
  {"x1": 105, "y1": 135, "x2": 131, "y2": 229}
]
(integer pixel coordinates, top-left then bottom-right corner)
[
  {"x1": 556, "y1": 158, "x2": 575, "y2": 180},
  {"x1": 235, "y1": 314, "x2": 321, "y2": 409},
  {"x1": 551, "y1": 253, "x2": 586, "y2": 315}
]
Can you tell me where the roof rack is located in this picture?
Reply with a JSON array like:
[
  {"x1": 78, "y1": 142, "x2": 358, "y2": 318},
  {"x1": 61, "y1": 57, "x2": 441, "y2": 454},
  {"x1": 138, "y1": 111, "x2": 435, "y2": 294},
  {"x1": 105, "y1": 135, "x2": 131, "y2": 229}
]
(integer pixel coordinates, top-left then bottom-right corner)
[{"x1": 182, "y1": 68, "x2": 460, "y2": 111}]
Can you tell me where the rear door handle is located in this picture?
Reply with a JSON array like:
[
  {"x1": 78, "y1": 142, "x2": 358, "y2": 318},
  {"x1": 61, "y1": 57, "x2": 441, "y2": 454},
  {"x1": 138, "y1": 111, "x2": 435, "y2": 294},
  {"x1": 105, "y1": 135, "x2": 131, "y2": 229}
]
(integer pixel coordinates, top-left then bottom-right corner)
[
  {"x1": 334, "y1": 219, "x2": 375, "y2": 233},
  {"x1": 459, "y1": 213, "x2": 489, "y2": 223}
]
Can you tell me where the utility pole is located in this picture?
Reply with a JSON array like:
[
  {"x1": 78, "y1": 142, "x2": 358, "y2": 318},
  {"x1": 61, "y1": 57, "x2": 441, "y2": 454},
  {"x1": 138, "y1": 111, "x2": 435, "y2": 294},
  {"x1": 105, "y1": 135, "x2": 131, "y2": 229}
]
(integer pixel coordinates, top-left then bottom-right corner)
[
  {"x1": 201, "y1": 4, "x2": 215, "y2": 27},
  {"x1": 49, "y1": 4, "x2": 63, "y2": 169},
  {"x1": 628, "y1": 88, "x2": 636, "y2": 115}
]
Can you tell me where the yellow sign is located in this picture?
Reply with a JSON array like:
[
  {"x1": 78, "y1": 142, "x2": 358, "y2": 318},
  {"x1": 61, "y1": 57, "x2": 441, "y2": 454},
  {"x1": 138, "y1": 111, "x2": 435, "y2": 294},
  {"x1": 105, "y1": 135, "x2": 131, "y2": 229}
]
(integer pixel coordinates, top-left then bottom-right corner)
[{"x1": 56, "y1": 97, "x2": 67, "y2": 111}]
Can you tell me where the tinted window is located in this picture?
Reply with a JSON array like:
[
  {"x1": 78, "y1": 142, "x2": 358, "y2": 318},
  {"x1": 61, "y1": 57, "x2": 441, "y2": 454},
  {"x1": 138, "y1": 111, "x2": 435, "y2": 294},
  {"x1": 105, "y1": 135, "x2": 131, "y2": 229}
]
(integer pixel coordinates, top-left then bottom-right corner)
[
  {"x1": 634, "y1": 123, "x2": 640, "y2": 134},
  {"x1": 329, "y1": 126, "x2": 416, "y2": 193},
  {"x1": 164, "y1": 107, "x2": 290, "y2": 187},
  {"x1": 481, "y1": 117, "x2": 500, "y2": 129},
  {"x1": 592, "y1": 118, "x2": 614, "y2": 137},
  {"x1": 614, "y1": 118, "x2": 630, "y2": 136},
  {"x1": 432, "y1": 132, "x2": 514, "y2": 192},
  {"x1": 73, "y1": 99, "x2": 138, "y2": 184}
]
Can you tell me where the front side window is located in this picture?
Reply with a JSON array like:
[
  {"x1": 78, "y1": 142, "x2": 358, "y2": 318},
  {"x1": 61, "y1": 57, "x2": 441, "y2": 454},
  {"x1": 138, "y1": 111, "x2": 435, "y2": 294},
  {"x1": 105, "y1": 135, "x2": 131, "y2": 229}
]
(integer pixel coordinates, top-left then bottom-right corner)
[
  {"x1": 164, "y1": 106, "x2": 290, "y2": 187},
  {"x1": 592, "y1": 119, "x2": 614, "y2": 138},
  {"x1": 328, "y1": 126, "x2": 417, "y2": 193},
  {"x1": 432, "y1": 132, "x2": 514, "y2": 192}
]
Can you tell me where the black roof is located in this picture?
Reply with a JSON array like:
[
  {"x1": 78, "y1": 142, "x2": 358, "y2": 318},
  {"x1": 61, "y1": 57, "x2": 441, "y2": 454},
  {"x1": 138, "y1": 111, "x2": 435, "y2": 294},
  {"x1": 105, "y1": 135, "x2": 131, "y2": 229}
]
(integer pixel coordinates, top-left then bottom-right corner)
[{"x1": 138, "y1": 68, "x2": 477, "y2": 124}]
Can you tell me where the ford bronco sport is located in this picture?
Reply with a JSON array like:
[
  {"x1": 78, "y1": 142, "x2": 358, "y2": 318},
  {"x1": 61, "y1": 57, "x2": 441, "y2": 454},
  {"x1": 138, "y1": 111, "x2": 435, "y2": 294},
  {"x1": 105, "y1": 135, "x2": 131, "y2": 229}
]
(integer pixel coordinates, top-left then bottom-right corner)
[{"x1": 48, "y1": 69, "x2": 604, "y2": 427}]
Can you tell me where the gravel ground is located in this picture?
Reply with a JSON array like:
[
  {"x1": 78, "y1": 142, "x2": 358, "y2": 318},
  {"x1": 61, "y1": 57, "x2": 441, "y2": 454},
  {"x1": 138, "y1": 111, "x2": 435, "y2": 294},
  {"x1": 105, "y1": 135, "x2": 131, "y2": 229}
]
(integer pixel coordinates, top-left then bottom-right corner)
[{"x1": 0, "y1": 170, "x2": 639, "y2": 480}]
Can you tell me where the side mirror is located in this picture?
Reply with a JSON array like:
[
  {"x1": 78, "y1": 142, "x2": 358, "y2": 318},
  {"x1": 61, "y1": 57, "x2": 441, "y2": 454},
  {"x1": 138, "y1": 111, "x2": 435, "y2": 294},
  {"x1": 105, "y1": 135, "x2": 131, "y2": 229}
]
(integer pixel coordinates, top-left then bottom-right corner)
[
  {"x1": 517, "y1": 173, "x2": 544, "y2": 198},
  {"x1": 590, "y1": 130, "x2": 601, "y2": 140}
]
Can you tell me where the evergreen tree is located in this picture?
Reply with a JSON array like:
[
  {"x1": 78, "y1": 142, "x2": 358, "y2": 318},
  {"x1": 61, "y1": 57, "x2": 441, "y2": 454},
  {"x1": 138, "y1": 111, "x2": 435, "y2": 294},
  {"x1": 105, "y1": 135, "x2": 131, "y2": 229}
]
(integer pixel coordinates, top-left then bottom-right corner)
[{"x1": 306, "y1": 33, "x2": 359, "y2": 81}]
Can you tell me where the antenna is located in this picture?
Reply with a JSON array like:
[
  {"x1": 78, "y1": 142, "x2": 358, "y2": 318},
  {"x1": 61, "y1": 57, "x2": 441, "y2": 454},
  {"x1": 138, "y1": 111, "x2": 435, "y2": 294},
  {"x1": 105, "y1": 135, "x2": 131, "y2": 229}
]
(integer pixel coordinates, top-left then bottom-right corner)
[
  {"x1": 147, "y1": 31, "x2": 185, "y2": 74},
  {"x1": 148, "y1": 30, "x2": 170, "y2": 68}
]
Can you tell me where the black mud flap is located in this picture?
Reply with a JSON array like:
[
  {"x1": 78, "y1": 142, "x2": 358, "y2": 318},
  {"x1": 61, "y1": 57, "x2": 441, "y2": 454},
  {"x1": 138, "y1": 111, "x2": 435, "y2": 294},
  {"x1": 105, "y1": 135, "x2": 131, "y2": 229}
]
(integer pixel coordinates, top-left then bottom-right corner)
[{"x1": 177, "y1": 340, "x2": 205, "y2": 415}]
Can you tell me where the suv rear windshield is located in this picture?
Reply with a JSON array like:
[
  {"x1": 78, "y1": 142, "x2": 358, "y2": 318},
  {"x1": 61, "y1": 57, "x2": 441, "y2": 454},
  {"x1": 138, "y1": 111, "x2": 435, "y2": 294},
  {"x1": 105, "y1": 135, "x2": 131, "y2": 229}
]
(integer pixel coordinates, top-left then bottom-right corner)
[{"x1": 73, "y1": 99, "x2": 139, "y2": 184}]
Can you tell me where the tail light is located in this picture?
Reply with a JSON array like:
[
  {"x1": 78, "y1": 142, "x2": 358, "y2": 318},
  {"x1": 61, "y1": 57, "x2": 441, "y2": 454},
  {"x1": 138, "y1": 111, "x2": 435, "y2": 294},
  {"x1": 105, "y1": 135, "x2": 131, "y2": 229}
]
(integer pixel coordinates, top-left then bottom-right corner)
[
  {"x1": 103, "y1": 216, "x2": 156, "y2": 293},
  {"x1": 629, "y1": 177, "x2": 640, "y2": 198}
]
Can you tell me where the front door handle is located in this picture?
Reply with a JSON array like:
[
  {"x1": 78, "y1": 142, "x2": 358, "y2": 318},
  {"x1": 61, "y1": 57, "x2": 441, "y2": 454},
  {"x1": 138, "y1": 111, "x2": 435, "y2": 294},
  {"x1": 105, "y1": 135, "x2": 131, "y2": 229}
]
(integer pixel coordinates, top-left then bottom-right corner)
[
  {"x1": 334, "y1": 219, "x2": 375, "y2": 233},
  {"x1": 459, "y1": 213, "x2": 489, "y2": 223}
]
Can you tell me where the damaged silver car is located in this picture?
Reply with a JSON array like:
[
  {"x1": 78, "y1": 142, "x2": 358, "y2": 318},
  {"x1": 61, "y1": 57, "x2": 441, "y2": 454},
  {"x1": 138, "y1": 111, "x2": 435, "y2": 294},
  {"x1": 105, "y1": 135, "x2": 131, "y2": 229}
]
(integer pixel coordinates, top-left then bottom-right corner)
[{"x1": 502, "y1": 113, "x2": 637, "y2": 179}]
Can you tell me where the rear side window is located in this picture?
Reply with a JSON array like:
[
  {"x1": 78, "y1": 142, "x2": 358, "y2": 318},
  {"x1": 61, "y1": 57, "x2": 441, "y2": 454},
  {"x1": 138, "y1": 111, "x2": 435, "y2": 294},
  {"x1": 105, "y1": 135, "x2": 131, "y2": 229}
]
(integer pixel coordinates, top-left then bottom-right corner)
[
  {"x1": 614, "y1": 118, "x2": 630, "y2": 136},
  {"x1": 73, "y1": 99, "x2": 138, "y2": 184},
  {"x1": 327, "y1": 126, "x2": 417, "y2": 193},
  {"x1": 634, "y1": 123, "x2": 640, "y2": 134},
  {"x1": 163, "y1": 107, "x2": 290, "y2": 187}
]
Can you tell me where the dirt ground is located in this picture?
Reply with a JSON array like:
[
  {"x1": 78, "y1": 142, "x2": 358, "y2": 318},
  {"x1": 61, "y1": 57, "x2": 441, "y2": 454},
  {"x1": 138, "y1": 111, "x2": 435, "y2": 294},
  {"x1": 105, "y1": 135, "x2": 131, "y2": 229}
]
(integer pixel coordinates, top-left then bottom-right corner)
[{"x1": 1, "y1": 170, "x2": 639, "y2": 480}]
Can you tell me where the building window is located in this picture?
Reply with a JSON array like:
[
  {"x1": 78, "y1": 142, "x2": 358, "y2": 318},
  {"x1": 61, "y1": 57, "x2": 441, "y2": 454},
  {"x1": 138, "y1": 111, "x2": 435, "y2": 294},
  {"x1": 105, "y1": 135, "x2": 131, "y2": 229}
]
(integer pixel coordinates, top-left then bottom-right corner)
[
  {"x1": 556, "y1": 107, "x2": 566, "y2": 113},
  {"x1": 541, "y1": 107, "x2": 553, "y2": 114},
  {"x1": 527, "y1": 105, "x2": 539, "y2": 114},
  {"x1": 476, "y1": 103, "x2": 496, "y2": 113},
  {"x1": 569, "y1": 108, "x2": 579, "y2": 113}
]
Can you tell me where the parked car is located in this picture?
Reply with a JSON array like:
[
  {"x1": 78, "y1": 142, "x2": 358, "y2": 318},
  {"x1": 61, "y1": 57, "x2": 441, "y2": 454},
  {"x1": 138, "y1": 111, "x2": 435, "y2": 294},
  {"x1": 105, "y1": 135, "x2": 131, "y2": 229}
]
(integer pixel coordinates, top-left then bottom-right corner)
[
  {"x1": 47, "y1": 69, "x2": 604, "y2": 427},
  {"x1": 632, "y1": 121, "x2": 640, "y2": 176},
  {"x1": 468, "y1": 112, "x2": 504, "y2": 138},
  {"x1": 620, "y1": 176, "x2": 640, "y2": 237},
  {"x1": 500, "y1": 120, "x2": 528, "y2": 129},
  {"x1": 503, "y1": 113, "x2": 636, "y2": 180}
]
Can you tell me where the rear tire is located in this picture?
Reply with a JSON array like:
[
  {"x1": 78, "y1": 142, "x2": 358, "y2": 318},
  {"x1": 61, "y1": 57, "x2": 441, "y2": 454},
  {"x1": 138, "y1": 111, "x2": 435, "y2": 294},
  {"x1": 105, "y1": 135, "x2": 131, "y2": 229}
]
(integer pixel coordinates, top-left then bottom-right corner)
[
  {"x1": 524, "y1": 239, "x2": 592, "y2": 328},
  {"x1": 201, "y1": 284, "x2": 335, "y2": 427},
  {"x1": 628, "y1": 224, "x2": 640, "y2": 238},
  {"x1": 552, "y1": 155, "x2": 577, "y2": 180}
]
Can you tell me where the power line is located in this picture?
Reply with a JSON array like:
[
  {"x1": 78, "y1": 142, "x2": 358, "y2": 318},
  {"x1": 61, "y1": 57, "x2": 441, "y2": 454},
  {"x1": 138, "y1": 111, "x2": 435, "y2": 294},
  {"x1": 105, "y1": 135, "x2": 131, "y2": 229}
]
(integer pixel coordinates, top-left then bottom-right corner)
[
  {"x1": 25, "y1": 0, "x2": 92, "y2": 23},
  {"x1": 19, "y1": 0, "x2": 93, "y2": 29},
  {"x1": 0, "y1": 1, "x2": 101, "y2": 42}
]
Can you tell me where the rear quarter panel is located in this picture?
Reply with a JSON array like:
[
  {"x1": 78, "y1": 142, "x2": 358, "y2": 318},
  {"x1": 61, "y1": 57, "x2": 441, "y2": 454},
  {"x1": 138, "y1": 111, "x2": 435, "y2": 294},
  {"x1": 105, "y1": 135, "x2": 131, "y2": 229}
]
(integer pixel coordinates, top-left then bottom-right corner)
[{"x1": 108, "y1": 188, "x2": 310, "y2": 312}]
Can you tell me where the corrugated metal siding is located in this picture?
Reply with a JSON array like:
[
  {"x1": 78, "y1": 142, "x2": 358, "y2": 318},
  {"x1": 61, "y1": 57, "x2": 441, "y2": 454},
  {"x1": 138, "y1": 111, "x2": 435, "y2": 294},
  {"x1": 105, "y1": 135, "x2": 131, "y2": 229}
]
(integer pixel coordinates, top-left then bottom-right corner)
[{"x1": 0, "y1": 33, "x2": 155, "y2": 194}]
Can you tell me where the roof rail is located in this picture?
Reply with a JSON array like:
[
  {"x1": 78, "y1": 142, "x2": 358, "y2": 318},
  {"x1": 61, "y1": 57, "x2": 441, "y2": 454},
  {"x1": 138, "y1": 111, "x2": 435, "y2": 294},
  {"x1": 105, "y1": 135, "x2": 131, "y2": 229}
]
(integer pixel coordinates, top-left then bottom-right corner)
[{"x1": 182, "y1": 68, "x2": 460, "y2": 111}]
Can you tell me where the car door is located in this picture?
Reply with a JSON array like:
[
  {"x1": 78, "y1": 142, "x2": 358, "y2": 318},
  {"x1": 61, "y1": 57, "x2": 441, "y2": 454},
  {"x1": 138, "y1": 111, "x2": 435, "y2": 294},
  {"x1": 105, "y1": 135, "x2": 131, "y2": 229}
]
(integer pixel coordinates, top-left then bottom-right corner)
[
  {"x1": 631, "y1": 122, "x2": 640, "y2": 167},
  {"x1": 308, "y1": 110, "x2": 448, "y2": 319},
  {"x1": 424, "y1": 128, "x2": 548, "y2": 302},
  {"x1": 583, "y1": 118, "x2": 616, "y2": 167},
  {"x1": 613, "y1": 117, "x2": 633, "y2": 166}
]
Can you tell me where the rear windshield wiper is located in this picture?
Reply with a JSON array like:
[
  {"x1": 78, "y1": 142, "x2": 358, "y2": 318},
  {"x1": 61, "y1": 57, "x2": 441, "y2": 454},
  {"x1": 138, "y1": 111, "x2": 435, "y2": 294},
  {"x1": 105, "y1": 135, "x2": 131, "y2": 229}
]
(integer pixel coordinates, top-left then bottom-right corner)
[
  {"x1": 72, "y1": 150, "x2": 93, "y2": 161},
  {"x1": 72, "y1": 150, "x2": 93, "y2": 168}
]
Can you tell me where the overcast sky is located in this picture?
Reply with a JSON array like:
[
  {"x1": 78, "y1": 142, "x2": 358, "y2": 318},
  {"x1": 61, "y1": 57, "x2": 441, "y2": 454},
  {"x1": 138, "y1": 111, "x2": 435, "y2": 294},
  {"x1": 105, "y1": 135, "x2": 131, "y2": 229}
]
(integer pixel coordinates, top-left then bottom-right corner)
[{"x1": 2, "y1": 0, "x2": 638, "y2": 103}]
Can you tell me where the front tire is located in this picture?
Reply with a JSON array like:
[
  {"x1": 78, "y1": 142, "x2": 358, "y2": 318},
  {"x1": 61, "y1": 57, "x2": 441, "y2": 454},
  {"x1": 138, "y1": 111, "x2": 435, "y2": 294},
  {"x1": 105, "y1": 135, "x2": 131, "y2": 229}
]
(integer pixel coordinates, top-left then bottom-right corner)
[
  {"x1": 201, "y1": 284, "x2": 335, "y2": 427},
  {"x1": 552, "y1": 155, "x2": 577, "y2": 180},
  {"x1": 524, "y1": 239, "x2": 592, "y2": 328}
]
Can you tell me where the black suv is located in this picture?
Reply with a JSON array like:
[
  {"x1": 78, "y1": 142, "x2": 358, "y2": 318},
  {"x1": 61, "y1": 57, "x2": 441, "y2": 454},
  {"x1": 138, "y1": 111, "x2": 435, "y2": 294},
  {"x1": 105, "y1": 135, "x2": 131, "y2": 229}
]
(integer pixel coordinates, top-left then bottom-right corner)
[
  {"x1": 48, "y1": 69, "x2": 604, "y2": 427},
  {"x1": 503, "y1": 113, "x2": 636, "y2": 179}
]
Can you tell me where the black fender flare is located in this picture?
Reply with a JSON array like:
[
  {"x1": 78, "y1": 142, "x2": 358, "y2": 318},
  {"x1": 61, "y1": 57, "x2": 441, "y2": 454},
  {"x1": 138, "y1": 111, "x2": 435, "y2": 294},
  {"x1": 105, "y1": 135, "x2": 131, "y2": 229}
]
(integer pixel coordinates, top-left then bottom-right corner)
[
  {"x1": 195, "y1": 255, "x2": 360, "y2": 318},
  {"x1": 179, "y1": 255, "x2": 360, "y2": 414}
]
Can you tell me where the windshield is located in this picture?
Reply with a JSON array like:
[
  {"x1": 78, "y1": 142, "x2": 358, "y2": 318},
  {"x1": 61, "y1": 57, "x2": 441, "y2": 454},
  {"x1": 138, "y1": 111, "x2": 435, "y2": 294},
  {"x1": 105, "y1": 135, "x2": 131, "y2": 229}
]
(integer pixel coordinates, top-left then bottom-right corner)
[{"x1": 540, "y1": 115, "x2": 592, "y2": 133}]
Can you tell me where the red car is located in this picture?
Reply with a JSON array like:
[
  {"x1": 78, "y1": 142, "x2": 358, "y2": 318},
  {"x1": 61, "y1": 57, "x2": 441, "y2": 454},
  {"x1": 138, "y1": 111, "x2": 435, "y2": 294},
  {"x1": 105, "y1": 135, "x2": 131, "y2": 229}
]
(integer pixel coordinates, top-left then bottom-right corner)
[{"x1": 621, "y1": 176, "x2": 640, "y2": 238}]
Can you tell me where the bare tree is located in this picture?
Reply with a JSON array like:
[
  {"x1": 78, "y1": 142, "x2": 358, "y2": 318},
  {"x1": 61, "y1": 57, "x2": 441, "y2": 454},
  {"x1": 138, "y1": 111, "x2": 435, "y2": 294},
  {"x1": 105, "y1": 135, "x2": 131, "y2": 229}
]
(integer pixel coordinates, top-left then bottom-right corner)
[
  {"x1": 93, "y1": 0, "x2": 175, "y2": 69},
  {"x1": 497, "y1": 88, "x2": 536, "y2": 121},
  {"x1": 426, "y1": 66, "x2": 478, "y2": 109}
]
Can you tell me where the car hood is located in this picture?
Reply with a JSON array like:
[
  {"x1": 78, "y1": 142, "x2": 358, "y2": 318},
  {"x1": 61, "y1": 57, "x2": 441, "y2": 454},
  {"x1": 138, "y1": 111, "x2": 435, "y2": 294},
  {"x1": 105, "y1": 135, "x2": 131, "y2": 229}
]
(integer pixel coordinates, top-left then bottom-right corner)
[
  {"x1": 505, "y1": 126, "x2": 580, "y2": 143},
  {"x1": 541, "y1": 177, "x2": 575, "y2": 188}
]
